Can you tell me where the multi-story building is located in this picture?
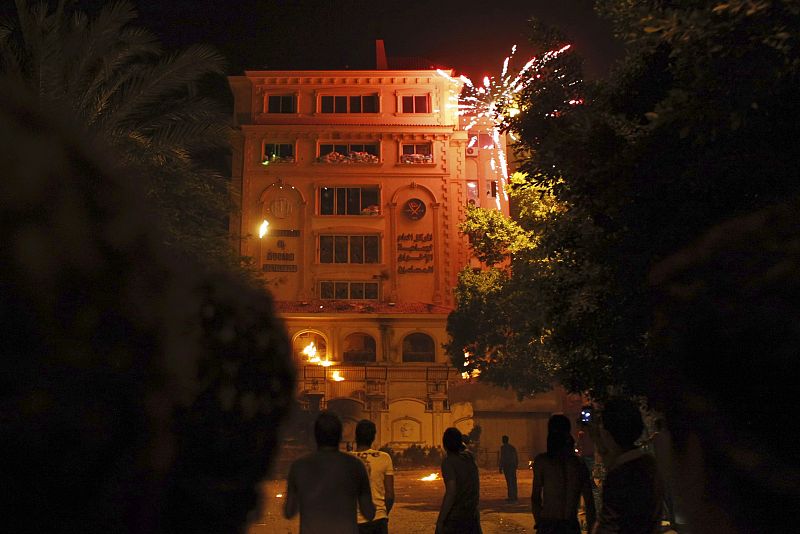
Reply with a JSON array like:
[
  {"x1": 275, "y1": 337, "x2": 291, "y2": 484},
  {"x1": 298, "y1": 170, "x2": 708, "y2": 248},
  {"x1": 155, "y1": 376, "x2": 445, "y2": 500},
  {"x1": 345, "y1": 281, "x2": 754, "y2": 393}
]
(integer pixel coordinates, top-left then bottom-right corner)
[{"x1": 229, "y1": 46, "x2": 580, "y2": 460}]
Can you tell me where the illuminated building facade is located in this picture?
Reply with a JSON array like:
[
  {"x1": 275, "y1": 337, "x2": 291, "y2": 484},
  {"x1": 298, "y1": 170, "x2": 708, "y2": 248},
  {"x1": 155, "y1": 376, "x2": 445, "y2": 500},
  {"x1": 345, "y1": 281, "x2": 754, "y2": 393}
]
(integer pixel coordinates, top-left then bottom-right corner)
[{"x1": 229, "y1": 59, "x2": 576, "y2": 458}]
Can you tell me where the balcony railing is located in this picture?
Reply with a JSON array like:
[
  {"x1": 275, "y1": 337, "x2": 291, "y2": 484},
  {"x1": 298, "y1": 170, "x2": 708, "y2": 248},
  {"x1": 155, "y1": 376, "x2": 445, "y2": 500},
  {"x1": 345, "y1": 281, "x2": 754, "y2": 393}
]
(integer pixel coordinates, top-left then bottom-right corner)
[{"x1": 298, "y1": 364, "x2": 461, "y2": 405}]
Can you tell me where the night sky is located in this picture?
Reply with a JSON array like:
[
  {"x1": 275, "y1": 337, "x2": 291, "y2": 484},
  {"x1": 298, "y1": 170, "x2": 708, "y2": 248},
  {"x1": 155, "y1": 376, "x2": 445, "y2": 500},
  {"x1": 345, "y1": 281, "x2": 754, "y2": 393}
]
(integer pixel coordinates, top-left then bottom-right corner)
[
  {"x1": 125, "y1": 0, "x2": 623, "y2": 80},
  {"x1": 0, "y1": 0, "x2": 624, "y2": 83}
]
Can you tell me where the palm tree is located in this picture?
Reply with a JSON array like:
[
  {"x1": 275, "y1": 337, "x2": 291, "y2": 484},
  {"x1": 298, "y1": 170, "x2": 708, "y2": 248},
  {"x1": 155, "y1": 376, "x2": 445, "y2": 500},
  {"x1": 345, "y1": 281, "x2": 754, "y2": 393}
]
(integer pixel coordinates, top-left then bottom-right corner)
[{"x1": 0, "y1": 0, "x2": 234, "y2": 268}]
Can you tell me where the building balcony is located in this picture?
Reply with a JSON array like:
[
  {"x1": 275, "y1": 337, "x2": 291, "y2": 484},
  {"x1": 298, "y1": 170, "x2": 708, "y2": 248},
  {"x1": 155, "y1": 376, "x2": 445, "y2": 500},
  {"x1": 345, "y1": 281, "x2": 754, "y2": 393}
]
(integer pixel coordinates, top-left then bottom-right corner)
[
  {"x1": 315, "y1": 151, "x2": 381, "y2": 164},
  {"x1": 297, "y1": 364, "x2": 461, "y2": 409},
  {"x1": 399, "y1": 153, "x2": 433, "y2": 164}
]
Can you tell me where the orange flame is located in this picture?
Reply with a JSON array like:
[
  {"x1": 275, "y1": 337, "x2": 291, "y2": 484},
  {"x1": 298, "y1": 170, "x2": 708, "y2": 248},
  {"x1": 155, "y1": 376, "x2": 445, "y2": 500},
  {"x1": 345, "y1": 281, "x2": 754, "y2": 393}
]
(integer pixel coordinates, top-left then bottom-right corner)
[{"x1": 420, "y1": 472, "x2": 440, "y2": 481}]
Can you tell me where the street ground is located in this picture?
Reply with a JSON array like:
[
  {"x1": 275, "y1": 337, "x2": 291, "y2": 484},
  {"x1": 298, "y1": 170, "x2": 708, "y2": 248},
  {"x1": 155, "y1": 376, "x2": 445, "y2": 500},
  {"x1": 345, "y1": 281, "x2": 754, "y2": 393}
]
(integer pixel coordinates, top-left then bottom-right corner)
[
  {"x1": 247, "y1": 467, "x2": 680, "y2": 533},
  {"x1": 249, "y1": 467, "x2": 549, "y2": 534}
]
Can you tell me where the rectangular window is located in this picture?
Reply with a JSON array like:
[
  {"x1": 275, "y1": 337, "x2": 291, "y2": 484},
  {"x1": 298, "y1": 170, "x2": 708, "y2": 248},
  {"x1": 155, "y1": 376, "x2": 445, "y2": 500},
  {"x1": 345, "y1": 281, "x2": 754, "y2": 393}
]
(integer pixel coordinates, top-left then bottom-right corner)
[
  {"x1": 466, "y1": 180, "x2": 479, "y2": 206},
  {"x1": 318, "y1": 142, "x2": 380, "y2": 163},
  {"x1": 319, "y1": 235, "x2": 379, "y2": 264},
  {"x1": 400, "y1": 143, "x2": 433, "y2": 164},
  {"x1": 320, "y1": 94, "x2": 378, "y2": 113},
  {"x1": 320, "y1": 186, "x2": 380, "y2": 215},
  {"x1": 320, "y1": 281, "x2": 379, "y2": 300},
  {"x1": 319, "y1": 186, "x2": 380, "y2": 215},
  {"x1": 467, "y1": 132, "x2": 494, "y2": 149},
  {"x1": 402, "y1": 95, "x2": 430, "y2": 113},
  {"x1": 267, "y1": 95, "x2": 296, "y2": 113},
  {"x1": 262, "y1": 143, "x2": 294, "y2": 163}
]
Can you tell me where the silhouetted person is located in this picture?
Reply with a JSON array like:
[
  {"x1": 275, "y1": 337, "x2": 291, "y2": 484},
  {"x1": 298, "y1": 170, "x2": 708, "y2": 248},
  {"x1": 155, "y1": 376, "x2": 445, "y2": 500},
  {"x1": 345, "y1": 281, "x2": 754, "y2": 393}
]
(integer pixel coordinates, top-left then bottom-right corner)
[
  {"x1": 284, "y1": 411, "x2": 375, "y2": 534},
  {"x1": 650, "y1": 202, "x2": 800, "y2": 532},
  {"x1": 436, "y1": 427, "x2": 482, "y2": 534},
  {"x1": 499, "y1": 435, "x2": 519, "y2": 502},
  {"x1": 0, "y1": 80, "x2": 294, "y2": 534},
  {"x1": 352, "y1": 419, "x2": 395, "y2": 534},
  {"x1": 532, "y1": 415, "x2": 595, "y2": 534},
  {"x1": 593, "y1": 399, "x2": 662, "y2": 534}
]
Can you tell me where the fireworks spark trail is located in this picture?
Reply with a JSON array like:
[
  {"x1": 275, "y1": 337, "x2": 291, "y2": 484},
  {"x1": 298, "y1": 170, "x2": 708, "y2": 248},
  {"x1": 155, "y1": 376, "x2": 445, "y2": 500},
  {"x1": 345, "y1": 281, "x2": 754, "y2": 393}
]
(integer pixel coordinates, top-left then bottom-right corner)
[{"x1": 438, "y1": 45, "x2": 576, "y2": 209}]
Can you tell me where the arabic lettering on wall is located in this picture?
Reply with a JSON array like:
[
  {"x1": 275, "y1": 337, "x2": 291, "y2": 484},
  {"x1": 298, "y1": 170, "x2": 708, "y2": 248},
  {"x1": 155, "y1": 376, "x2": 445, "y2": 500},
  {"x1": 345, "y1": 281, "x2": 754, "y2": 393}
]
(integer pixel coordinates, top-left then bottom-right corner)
[
  {"x1": 263, "y1": 235, "x2": 299, "y2": 273},
  {"x1": 397, "y1": 233, "x2": 434, "y2": 274}
]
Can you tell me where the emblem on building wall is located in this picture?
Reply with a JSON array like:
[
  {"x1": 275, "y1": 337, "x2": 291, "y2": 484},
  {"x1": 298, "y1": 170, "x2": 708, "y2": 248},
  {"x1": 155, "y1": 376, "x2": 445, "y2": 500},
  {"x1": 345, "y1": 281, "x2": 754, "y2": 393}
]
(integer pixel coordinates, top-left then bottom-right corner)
[
  {"x1": 403, "y1": 198, "x2": 426, "y2": 220},
  {"x1": 269, "y1": 197, "x2": 292, "y2": 219}
]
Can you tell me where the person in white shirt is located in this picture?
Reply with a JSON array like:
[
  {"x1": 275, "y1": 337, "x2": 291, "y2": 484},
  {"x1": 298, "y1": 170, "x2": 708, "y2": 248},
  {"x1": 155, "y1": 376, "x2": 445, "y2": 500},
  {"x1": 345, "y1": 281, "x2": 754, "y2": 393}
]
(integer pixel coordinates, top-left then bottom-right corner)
[{"x1": 351, "y1": 419, "x2": 395, "y2": 534}]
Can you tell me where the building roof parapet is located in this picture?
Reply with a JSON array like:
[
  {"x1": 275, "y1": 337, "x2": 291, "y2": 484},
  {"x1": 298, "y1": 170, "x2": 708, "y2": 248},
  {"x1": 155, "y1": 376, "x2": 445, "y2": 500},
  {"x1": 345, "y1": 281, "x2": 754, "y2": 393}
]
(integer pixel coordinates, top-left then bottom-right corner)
[
  {"x1": 241, "y1": 123, "x2": 459, "y2": 132},
  {"x1": 275, "y1": 299, "x2": 452, "y2": 315},
  {"x1": 241, "y1": 69, "x2": 454, "y2": 82}
]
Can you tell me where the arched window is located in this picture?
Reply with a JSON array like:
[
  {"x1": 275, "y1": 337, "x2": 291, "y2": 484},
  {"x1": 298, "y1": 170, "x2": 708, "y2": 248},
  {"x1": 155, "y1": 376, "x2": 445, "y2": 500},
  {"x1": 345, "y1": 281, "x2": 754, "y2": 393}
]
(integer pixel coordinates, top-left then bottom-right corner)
[
  {"x1": 343, "y1": 333, "x2": 376, "y2": 363},
  {"x1": 402, "y1": 333, "x2": 435, "y2": 362},
  {"x1": 293, "y1": 331, "x2": 328, "y2": 364}
]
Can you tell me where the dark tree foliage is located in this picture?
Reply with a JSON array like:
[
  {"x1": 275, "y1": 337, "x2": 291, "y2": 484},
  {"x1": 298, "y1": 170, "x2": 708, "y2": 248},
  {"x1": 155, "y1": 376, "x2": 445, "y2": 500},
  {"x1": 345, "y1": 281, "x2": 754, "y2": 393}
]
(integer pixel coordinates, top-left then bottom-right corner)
[
  {"x1": 649, "y1": 201, "x2": 800, "y2": 532},
  {"x1": 448, "y1": 2, "x2": 800, "y2": 398},
  {"x1": 0, "y1": 0, "x2": 236, "y2": 269},
  {"x1": 0, "y1": 80, "x2": 294, "y2": 533}
]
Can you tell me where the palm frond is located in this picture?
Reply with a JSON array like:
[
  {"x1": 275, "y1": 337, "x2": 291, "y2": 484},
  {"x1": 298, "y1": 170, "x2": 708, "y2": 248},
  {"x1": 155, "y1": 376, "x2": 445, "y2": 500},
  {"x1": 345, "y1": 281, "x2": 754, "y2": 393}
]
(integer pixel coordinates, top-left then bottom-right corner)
[
  {"x1": 107, "y1": 44, "x2": 226, "y2": 129},
  {"x1": 65, "y1": 2, "x2": 159, "y2": 108},
  {"x1": 5, "y1": 0, "x2": 235, "y2": 268}
]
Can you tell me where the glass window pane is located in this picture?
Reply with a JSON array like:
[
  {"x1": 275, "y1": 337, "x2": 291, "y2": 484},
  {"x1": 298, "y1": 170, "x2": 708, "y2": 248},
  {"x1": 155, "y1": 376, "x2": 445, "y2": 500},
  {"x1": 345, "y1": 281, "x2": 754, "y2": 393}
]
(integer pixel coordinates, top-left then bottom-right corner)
[
  {"x1": 334, "y1": 282, "x2": 349, "y2": 299},
  {"x1": 335, "y1": 96, "x2": 347, "y2": 113},
  {"x1": 417, "y1": 143, "x2": 431, "y2": 155},
  {"x1": 363, "y1": 95, "x2": 377, "y2": 113},
  {"x1": 319, "y1": 236, "x2": 333, "y2": 263},
  {"x1": 334, "y1": 236, "x2": 348, "y2": 263},
  {"x1": 335, "y1": 144, "x2": 348, "y2": 154},
  {"x1": 264, "y1": 143, "x2": 275, "y2": 158},
  {"x1": 321, "y1": 96, "x2": 334, "y2": 113},
  {"x1": 350, "y1": 236, "x2": 364, "y2": 264},
  {"x1": 346, "y1": 188, "x2": 360, "y2": 214},
  {"x1": 466, "y1": 181, "x2": 479, "y2": 206},
  {"x1": 285, "y1": 96, "x2": 296, "y2": 113},
  {"x1": 320, "y1": 281, "x2": 334, "y2": 299},
  {"x1": 320, "y1": 187, "x2": 334, "y2": 215},
  {"x1": 349, "y1": 144, "x2": 364, "y2": 153},
  {"x1": 282, "y1": 144, "x2": 293, "y2": 156},
  {"x1": 336, "y1": 188, "x2": 346, "y2": 215},
  {"x1": 403, "y1": 333, "x2": 435, "y2": 362},
  {"x1": 350, "y1": 283, "x2": 364, "y2": 299},
  {"x1": 402, "y1": 145, "x2": 415, "y2": 155},
  {"x1": 415, "y1": 95, "x2": 428, "y2": 113},
  {"x1": 364, "y1": 283, "x2": 378, "y2": 300},
  {"x1": 362, "y1": 187, "x2": 379, "y2": 209},
  {"x1": 364, "y1": 236, "x2": 379, "y2": 263},
  {"x1": 320, "y1": 144, "x2": 333, "y2": 156},
  {"x1": 343, "y1": 333, "x2": 376, "y2": 362},
  {"x1": 350, "y1": 96, "x2": 361, "y2": 113},
  {"x1": 402, "y1": 95, "x2": 413, "y2": 113},
  {"x1": 365, "y1": 144, "x2": 379, "y2": 156}
]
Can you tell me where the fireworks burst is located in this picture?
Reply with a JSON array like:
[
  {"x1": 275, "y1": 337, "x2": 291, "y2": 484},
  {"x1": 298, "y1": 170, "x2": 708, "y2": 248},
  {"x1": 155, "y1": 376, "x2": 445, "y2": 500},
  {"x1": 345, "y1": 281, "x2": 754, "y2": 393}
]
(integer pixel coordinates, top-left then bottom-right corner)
[{"x1": 438, "y1": 45, "x2": 576, "y2": 209}]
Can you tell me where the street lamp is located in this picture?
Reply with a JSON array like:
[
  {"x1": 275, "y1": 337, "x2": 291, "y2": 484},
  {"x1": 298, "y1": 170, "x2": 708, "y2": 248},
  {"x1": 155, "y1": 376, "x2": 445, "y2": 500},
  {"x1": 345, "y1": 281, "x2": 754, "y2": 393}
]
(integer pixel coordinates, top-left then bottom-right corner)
[{"x1": 258, "y1": 219, "x2": 269, "y2": 239}]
